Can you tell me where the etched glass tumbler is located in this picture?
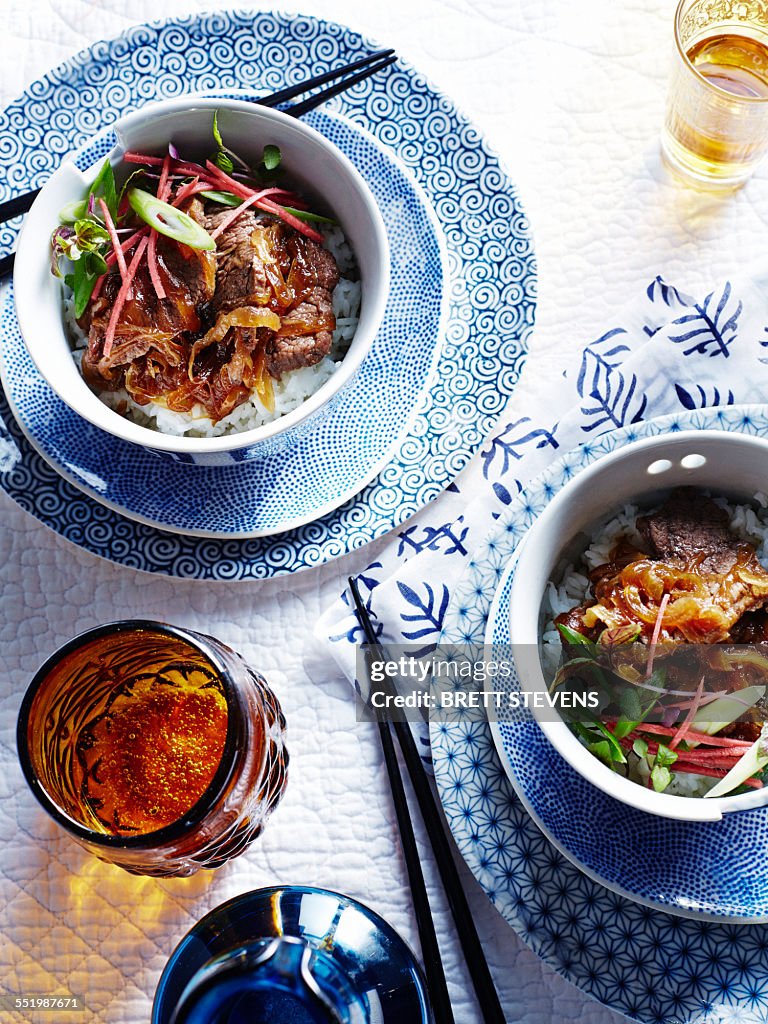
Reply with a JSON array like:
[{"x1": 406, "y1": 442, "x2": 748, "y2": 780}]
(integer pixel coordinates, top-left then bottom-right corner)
[
  {"x1": 662, "y1": 0, "x2": 768, "y2": 188},
  {"x1": 17, "y1": 621, "x2": 288, "y2": 876}
]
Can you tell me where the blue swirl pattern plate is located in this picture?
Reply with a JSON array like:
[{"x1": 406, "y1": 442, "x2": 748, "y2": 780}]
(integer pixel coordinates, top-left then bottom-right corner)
[
  {"x1": 0, "y1": 11, "x2": 535, "y2": 578},
  {"x1": 432, "y1": 406, "x2": 768, "y2": 1023}
]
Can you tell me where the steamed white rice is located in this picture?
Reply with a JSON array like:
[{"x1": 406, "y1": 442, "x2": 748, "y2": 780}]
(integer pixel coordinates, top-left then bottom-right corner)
[
  {"x1": 65, "y1": 223, "x2": 361, "y2": 438},
  {"x1": 543, "y1": 493, "x2": 768, "y2": 797}
]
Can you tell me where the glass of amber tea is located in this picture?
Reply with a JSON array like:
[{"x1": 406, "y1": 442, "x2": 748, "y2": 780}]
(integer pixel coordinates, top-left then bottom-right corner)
[
  {"x1": 662, "y1": 0, "x2": 768, "y2": 188},
  {"x1": 17, "y1": 621, "x2": 288, "y2": 877}
]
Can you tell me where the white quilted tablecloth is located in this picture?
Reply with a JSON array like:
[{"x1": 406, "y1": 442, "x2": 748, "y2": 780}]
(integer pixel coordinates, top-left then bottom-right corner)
[{"x1": 4, "y1": 1, "x2": 768, "y2": 1022}]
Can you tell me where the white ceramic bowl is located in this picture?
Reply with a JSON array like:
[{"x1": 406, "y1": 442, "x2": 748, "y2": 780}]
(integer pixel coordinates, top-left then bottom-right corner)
[
  {"x1": 13, "y1": 97, "x2": 389, "y2": 466},
  {"x1": 509, "y1": 430, "x2": 768, "y2": 822}
]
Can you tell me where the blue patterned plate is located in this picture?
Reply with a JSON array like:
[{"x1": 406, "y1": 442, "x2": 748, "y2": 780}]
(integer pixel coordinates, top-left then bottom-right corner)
[
  {"x1": 432, "y1": 406, "x2": 768, "y2": 1023},
  {"x1": 0, "y1": 11, "x2": 535, "y2": 576}
]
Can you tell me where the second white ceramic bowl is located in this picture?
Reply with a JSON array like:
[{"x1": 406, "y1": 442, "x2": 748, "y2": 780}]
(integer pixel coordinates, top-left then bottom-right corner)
[{"x1": 509, "y1": 430, "x2": 768, "y2": 822}]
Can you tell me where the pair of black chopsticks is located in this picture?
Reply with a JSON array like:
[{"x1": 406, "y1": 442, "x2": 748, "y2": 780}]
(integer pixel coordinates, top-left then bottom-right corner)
[
  {"x1": 348, "y1": 577, "x2": 507, "y2": 1024},
  {"x1": 0, "y1": 48, "x2": 397, "y2": 280}
]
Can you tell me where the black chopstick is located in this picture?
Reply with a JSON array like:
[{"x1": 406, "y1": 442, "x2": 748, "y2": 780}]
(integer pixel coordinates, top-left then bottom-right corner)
[
  {"x1": 371, "y1": 663, "x2": 456, "y2": 1024},
  {"x1": 0, "y1": 188, "x2": 40, "y2": 224},
  {"x1": 348, "y1": 577, "x2": 507, "y2": 1024},
  {"x1": 284, "y1": 55, "x2": 398, "y2": 118},
  {"x1": 257, "y1": 48, "x2": 395, "y2": 109},
  {"x1": 0, "y1": 48, "x2": 398, "y2": 277}
]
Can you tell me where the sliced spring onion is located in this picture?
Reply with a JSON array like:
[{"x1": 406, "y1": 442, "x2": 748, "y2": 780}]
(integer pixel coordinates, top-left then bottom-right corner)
[
  {"x1": 281, "y1": 205, "x2": 337, "y2": 226},
  {"x1": 690, "y1": 684, "x2": 766, "y2": 741},
  {"x1": 128, "y1": 188, "x2": 216, "y2": 250},
  {"x1": 59, "y1": 199, "x2": 88, "y2": 224},
  {"x1": 704, "y1": 725, "x2": 768, "y2": 798},
  {"x1": 199, "y1": 190, "x2": 243, "y2": 208}
]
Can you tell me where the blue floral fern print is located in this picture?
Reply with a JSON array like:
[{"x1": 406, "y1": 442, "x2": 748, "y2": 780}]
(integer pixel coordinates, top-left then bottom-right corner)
[
  {"x1": 481, "y1": 418, "x2": 559, "y2": 480},
  {"x1": 668, "y1": 282, "x2": 741, "y2": 357},
  {"x1": 577, "y1": 332, "x2": 648, "y2": 432},
  {"x1": 397, "y1": 581, "x2": 450, "y2": 642},
  {"x1": 397, "y1": 519, "x2": 470, "y2": 558},
  {"x1": 675, "y1": 383, "x2": 735, "y2": 410},
  {"x1": 646, "y1": 275, "x2": 688, "y2": 307}
]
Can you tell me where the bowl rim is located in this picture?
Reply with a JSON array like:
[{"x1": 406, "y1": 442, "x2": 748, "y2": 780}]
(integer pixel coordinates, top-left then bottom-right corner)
[
  {"x1": 508, "y1": 429, "x2": 768, "y2": 822},
  {"x1": 13, "y1": 94, "x2": 390, "y2": 454}
]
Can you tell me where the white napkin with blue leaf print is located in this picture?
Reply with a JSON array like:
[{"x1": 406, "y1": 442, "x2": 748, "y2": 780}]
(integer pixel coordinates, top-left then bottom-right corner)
[{"x1": 316, "y1": 271, "x2": 768, "y2": 710}]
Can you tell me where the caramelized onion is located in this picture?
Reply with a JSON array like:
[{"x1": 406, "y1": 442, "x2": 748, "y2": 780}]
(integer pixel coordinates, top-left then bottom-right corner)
[
  {"x1": 188, "y1": 306, "x2": 281, "y2": 374},
  {"x1": 251, "y1": 225, "x2": 295, "y2": 309},
  {"x1": 584, "y1": 546, "x2": 768, "y2": 644}
]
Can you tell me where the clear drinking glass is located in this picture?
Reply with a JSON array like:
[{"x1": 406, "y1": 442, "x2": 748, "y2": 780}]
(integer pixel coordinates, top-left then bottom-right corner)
[
  {"x1": 17, "y1": 621, "x2": 288, "y2": 876},
  {"x1": 662, "y1": 0, "x2": 768, "y2": 188}
]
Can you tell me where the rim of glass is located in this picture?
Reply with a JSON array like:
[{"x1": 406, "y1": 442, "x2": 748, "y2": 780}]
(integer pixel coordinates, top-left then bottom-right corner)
[
  {"x1": 16, "y1": 619, "x2": 254, "y2": 849},
  {"x1": 674, "y1": 0, "x2": 768, "y2": 103}
]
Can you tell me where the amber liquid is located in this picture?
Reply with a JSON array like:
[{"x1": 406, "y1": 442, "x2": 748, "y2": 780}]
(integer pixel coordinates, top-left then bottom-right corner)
[
  {"x1": 664, "y1": 31, "x2": 768, "y2": 184},
  {"x1": 29, "y1": 630, "x2": 229, "y2": 837},
  {"x1": 688, "y1": 33, "x2": 768, "y2": 99}
]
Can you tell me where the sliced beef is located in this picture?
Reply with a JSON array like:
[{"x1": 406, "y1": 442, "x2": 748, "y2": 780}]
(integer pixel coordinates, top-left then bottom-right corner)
[
  {"x1": 720, "y1": 689, "x2": 768, "y2": 743},
  {"x1": 266, "y1": 286, "x2": 335, "y2": 377},
  {"x1": 285, "y1": 232, "x2": 339, "y2": 293},
  {"x1": 637, "y1": 491, "x2": 738, "y2": 573},
  {"x1": 161, "y1": 245, "x2": 216, "y2": 310},
  {"x1": 721, "y1": 719, "x2": 764, "y2": 743},
  {"x1": 205, "y1": 210, "x2": 271, "y2": 312},
  {"x1": 81, "y1": 206, "x2": 215, "y2": 390},
  {"x1": 206, "y1": 207, "x2": 340, "y2": 378},
  {"x1": 80, "y1": 201, "x2": 342, "y2": 421},
  {"x1": 162, "y1": 197, "x2": 216, "y2": 309},
  {"x1": 637, "y1": 490, "x2": 768, "y2": 637},
  {"x1": 206, "y1": 208, "x2": 340, "y2": 313},
  {"x1": 266, "y1": 330, "x2": 333, "y2": 378},
  {"x1": 730, "y1": 610, "x2": 768, "y2": 644}
]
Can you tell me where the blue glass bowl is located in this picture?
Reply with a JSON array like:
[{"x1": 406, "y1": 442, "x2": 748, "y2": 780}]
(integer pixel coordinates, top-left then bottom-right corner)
[{"x1": 152, "y1": 886, "x2": 431, "y2": 1024}]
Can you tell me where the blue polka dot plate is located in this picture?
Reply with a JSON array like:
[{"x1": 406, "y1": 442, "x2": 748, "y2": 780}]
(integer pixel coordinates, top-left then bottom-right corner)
[
  {"x1": 432, "y1": 407, "x2": 768, "y2": 1023},
  {"x1": 0, "y1": 11, "x2": 535, "y2": 578}
]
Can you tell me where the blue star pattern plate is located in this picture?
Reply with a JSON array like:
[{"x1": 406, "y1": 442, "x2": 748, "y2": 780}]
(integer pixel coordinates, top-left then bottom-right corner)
[
  {"x1": 431, "y1": 406, "x2": 768, "y2": 1023},
  {"x1": 1, "y1": 108, "x2": 446, "y2": 537},
  {"x1": 0, "y1": 11, "x2": 535, "y2": 577}
]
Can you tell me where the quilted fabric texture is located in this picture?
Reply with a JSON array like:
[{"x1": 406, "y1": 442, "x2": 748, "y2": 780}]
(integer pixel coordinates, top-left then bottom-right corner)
[{"x1": 4, "y1": 1, "x2": 768, "y2": 1022}]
